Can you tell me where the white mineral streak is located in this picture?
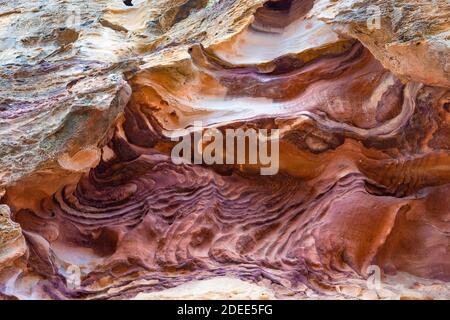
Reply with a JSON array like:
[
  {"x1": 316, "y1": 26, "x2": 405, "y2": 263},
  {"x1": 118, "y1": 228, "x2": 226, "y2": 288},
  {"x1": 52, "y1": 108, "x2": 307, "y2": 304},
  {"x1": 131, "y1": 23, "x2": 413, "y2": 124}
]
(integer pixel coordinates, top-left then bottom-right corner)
[{"x1": 133, "y1": 277, "x2": 275, "y2": 300}]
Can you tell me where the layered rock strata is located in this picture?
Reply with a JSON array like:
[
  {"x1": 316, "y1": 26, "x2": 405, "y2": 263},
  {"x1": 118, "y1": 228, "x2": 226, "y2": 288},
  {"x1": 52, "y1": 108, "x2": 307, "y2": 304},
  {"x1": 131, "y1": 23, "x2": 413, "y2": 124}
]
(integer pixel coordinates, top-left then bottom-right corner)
[{"x1": 0, "y1": 0, "x2": 449, "y2": 299}]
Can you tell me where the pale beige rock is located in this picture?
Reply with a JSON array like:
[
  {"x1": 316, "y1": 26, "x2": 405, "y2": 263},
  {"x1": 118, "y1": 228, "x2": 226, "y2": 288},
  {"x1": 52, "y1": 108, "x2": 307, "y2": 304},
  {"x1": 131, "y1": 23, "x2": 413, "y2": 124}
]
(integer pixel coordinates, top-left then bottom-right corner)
[
  {"x1": 0, "y1": 0, "x2": 449, "y2": 300},
  {"x1": 133, "y1": 277, "x2": 275, "y2": 300},
  {"x1": 58, "y1": 147, "x2": 101, "y2": 173},
  {"x1": 209, "y1": 0, "x2": 350, "y2": 66},
  {"x1": 0, "y1": 0, "x2": 267, "y2": 190},
  {"x1": 0, "y1": 205, "x2": 26, "y2": 269},
  {"x1": 312, "y1": 0, "x2": 450, "y2": 87}
]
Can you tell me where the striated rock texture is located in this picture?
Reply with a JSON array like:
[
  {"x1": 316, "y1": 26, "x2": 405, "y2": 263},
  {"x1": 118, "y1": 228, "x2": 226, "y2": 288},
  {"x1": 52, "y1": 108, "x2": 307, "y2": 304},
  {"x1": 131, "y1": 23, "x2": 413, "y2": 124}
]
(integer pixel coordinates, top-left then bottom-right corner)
[
  {"x1": 0, "y1": 0, "x2": 449, "y2": 299},
  {"x1": 0, "y1": 205, "x2": 26, "y2": 270},
  {"x1": 312, "y1": 0, "x2": 450, "y2": 87}
]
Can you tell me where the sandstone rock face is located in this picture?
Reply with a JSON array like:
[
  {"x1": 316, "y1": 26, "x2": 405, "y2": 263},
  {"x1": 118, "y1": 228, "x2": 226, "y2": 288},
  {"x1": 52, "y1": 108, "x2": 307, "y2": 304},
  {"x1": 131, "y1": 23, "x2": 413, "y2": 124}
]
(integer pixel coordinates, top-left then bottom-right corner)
[
  {"x1": 0, "y1": 205, "x2": 26, "y2": 269},
  {"x1": 312, "y1": 0, "x2": 450, "y2": 87},
  {"x1": 0, "y1": 0, "x2": 449, "y2": 299}
]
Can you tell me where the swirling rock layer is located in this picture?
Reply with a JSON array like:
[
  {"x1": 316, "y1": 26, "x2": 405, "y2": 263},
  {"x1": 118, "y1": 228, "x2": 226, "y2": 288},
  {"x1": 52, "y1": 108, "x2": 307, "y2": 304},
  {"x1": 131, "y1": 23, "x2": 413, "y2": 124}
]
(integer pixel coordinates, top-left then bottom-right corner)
[{"x1": 0, "y1": 0, "x2": 449, "y2": 299}]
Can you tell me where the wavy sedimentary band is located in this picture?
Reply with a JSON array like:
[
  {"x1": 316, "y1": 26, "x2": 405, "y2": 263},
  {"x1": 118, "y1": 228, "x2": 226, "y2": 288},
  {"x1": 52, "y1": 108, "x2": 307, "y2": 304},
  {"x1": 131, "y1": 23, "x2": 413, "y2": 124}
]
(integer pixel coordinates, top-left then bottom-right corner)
[
  {"x1": 3, "y1": 39, "x2": 448, "y2": 299},
  {"x1": 0, "y1": 0, "x2": 449, "y2": 300}
]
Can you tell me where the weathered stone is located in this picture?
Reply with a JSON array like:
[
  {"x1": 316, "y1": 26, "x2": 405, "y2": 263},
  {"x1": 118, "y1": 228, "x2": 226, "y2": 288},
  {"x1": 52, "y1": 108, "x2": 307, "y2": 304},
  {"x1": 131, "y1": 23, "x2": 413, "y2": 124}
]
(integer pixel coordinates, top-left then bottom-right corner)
[
  {"x1": 0, "y1": 205, "x2": 26, "y2": 269},
  {"x1": 0, "y1": 0, "x2": 448, "y2": 300},
  {"x1": 312, "y1": 0, "x2": 450, "y2": 87}
]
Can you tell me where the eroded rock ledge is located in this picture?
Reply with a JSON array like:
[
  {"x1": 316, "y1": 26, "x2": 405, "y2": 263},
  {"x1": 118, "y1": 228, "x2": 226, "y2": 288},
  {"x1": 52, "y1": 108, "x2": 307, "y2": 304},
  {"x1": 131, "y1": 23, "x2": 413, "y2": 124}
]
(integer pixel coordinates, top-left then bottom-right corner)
[{"x1": 0, "y1": 0, "x2": 449, "y2": 300}]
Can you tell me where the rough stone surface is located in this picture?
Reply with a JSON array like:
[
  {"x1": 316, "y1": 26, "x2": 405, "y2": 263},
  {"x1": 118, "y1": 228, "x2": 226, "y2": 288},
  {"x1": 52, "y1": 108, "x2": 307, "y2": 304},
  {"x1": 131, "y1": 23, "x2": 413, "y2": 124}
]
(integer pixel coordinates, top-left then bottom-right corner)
[
  {"x1": 0, "y1": 0, "x2": 449, "y2": 300},
  {"x1": 312, "y1": 0, "x2": 450, "y2": 87},
  {"x1": 0, "y1": 205, "x2": 26, "y2": 269}
]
